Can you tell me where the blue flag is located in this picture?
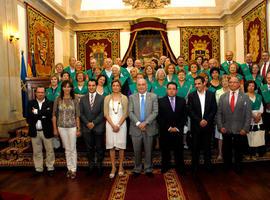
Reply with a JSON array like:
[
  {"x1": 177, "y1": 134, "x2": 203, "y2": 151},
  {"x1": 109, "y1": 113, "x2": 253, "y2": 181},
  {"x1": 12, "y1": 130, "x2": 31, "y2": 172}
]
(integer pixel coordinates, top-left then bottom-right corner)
[
  {"x1": 20, "y1": 51, "x2": 28, "y2": 118},
  {"x1": 31, "y1": 51, "x2": 37, "y2": 77}
]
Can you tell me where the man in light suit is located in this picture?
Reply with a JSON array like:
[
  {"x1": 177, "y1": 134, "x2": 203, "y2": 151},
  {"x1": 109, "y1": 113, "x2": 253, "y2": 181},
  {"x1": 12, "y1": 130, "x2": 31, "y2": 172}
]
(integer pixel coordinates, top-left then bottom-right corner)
[
  {"x1": 188, "y1": 76, "x2": 217, "y2": 173},
  {"x1": 217, "y1": 76, "x2": 252, "y2": 173},
  {"x1": 158, "y1": 82, "x2": 187, "y2": 174},
  {"x1": 129, "y1": 78, "x2": 158, "y2": 177},
  {"x1": 80, "y1": 79, "x2": 105, "y2": 175}
]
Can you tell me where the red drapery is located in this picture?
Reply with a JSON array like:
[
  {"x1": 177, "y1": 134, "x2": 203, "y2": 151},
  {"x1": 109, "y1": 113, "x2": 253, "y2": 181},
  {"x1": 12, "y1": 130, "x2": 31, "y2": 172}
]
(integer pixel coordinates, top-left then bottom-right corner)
[{"x1": 122, "y1": 18, "x2": 176, "y2": 64}]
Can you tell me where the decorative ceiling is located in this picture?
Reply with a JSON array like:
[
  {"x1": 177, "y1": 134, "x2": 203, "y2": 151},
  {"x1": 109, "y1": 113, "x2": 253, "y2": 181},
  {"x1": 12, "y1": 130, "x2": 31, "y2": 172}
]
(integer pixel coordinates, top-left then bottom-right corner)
[{"x1": 41, "y1": 0, "x2": 248, "y2": 23}]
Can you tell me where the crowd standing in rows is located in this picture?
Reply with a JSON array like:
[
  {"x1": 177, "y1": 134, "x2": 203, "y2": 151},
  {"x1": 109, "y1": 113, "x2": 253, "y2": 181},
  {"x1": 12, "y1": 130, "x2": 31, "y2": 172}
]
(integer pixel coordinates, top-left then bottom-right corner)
[{"x1": 27, "y1": 51, "x2": 270, "y2": 179}]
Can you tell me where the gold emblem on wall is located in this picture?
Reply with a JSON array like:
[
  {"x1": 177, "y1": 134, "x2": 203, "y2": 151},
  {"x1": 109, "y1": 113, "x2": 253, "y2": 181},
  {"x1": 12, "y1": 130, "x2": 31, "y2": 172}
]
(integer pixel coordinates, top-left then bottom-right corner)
[
  {"x1": 89, "y1": 42, "x2": 108, "y2": 68},
  {"x1": 123, "y1": 0, "x2": 170, "y2": 9},
  {"x1": 191, "y1": 39, "x2": 210, "y2": 60},
  {"x1": 242, "y1": 0, "x2": 267, "y2": 64},
  {"x1": 248, "y1": 24, "x2": 260, "y2": 62}
]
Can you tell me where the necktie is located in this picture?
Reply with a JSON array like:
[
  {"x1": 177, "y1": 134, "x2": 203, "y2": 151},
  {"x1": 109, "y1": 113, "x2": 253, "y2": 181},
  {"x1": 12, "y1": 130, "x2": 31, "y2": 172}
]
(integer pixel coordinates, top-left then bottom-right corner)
[
  {"x1": 230, "y1": 92, "x2": 235, "y2": 112},
  {"x1": 90, "y1": 93, "x2": 94, "y2": 109},
  {"x1": 170, "y1": 97, "x2": 175, "y2": 112},
  {"x1": 140, "y1": 94, "x2": 145, "y2": 122},
  {"x1": 262, "y1": 62, "x2": 267, "y2": 78}
]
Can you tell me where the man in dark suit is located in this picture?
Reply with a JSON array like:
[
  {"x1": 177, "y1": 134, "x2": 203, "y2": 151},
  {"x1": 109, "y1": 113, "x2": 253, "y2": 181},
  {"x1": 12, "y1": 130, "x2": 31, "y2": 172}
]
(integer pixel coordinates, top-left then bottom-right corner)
[
  {"x1": 80, "y1": 79, "x2": 105, "y2": 175},
  {"x1": 158, "y1": 82, "x2": 187, "y2": 174},
  {"x1": 188, "y1": 76, "x2": 217, "y2": 173},
  {"x1": 217, "y1": 76, "x2": 251, "y2": 173},
  {"x1": 260, "y1": 51, "x2": 270, "y2": 81},
  {"x1": 27, "y1": 87, "x2": 55, "y2": 176}
]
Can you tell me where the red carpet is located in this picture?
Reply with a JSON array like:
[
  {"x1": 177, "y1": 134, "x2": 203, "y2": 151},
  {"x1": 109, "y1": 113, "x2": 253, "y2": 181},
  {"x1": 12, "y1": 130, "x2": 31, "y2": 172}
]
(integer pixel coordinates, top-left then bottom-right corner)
[
  {"x1": 108, "y1": 169, "x2": 187, "y2": 200},
  {"x1": 0, "y1": 192, "x2": 33, "y2": 200}
]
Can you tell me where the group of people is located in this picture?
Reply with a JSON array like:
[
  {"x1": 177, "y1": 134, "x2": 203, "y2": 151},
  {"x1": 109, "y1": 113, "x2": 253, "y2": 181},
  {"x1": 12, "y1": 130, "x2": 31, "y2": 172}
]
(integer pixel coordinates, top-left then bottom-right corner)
[{"x1": 26, "y1": 50, "x2": 270, "y2": 179}]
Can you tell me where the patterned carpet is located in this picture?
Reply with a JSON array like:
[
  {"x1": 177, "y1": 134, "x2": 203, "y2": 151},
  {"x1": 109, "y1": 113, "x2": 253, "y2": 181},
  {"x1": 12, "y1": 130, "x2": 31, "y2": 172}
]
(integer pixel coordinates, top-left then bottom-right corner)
[
  {"x1": 108, "y1": 169, "x2": 187, "y2": 200},
  {"x1": 1, "y1": 127, "x2": 270, "y2": 167}
]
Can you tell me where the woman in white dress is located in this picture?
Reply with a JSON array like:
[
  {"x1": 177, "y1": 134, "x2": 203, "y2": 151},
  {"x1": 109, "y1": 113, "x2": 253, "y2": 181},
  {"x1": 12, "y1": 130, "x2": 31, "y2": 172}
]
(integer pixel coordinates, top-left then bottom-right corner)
[
  {"x1": 104, "y1": 80, "x2": 128, "y2": 178},
  {"x1": 215, "y1": 74, "x2": 230, "y2": 160}
]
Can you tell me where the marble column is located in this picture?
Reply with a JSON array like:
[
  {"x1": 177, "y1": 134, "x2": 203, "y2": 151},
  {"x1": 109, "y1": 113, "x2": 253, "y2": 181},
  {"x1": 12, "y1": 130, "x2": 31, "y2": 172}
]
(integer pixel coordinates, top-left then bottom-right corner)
[
  {"x1": 223, "y1": 23, "x2": 236, "y2": 55},
  {"x1": 62, "y1": 25, "x2": 75, "y2": 66},
  {"x1": 0, "y1": 0, "x2": 26, "y2": 137}
]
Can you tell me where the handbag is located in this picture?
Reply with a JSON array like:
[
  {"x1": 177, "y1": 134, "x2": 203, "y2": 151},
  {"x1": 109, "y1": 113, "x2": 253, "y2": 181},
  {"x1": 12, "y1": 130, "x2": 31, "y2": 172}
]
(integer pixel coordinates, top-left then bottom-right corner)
[{"x1": 247, "y1": 125, "x2": 265, "y2": 147}]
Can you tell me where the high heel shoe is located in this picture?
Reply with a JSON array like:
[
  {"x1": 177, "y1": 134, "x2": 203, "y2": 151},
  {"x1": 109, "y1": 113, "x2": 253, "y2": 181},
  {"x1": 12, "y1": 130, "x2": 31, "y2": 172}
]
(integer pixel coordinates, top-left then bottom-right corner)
[
  {"x1": 109, "y1": 168, "x2": 116, "y2": 179},
  {"x1": 118, "y1": 168, "x2": 125, "y2": 177}
]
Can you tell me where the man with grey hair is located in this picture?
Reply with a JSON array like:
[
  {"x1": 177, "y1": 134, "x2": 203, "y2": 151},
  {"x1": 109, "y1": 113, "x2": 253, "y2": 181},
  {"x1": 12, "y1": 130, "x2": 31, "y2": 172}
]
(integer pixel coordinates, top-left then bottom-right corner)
[
  {"x1": 129, "y1": 78, "x2": 158, "y2": 177},
  {"x1": 85, "y1": 58, "x2": 97, "y2": 80},
  {"x1": 134, "y1": 59, "x2": 144, "y2": 72},
  {"x1": 217, "y1": 76, "x2": 252, "y2": 173}
]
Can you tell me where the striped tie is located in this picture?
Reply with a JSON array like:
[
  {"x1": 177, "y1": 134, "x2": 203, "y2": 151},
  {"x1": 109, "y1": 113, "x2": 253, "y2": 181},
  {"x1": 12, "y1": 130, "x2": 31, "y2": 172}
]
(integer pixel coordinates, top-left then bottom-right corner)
[{"x1": 90, "y1": 93, "x2": 94, "y2": 109}]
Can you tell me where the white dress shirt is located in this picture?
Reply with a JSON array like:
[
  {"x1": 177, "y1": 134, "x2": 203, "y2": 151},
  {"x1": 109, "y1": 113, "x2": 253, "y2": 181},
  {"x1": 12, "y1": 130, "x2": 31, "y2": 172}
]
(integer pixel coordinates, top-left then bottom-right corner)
[
  {"x1": 260, "y1": 61, "x2": 270, "y2": 76},
  {"x1": 197, "y1": 90, "x2": 206, "y2": 118},
  {"x1": 89, "y1": 92, "x2": 97, "y2": 104},
  {"x1": 136, "y1": 92, "x2": 147, "y2": 126},
  {"x1": 35, "y1": 98, "x2": 45, "y2": 130},
  {"x1": 229, "y1": 89, "x2": 239, "y2": 107},
  {"x1": 105, "y1": 69, "x2": 112, "y2": 78}
]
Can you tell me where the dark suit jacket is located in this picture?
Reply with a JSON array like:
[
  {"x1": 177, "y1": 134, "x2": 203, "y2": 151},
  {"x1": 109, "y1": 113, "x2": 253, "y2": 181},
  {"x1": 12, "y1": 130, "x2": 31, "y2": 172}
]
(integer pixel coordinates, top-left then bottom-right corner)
[
  {"x1": 188, "y1": 90, "x2": 217, "y2": 133},
  {"x1": 27, "y1": 98, "x2": 54, "y2": 138},
  {"x1": 158, "y1": 96, "x2": 187, "y2": 134},
  {"x1": 80, "y1": 93, "x2": 105, "y2": 134}
]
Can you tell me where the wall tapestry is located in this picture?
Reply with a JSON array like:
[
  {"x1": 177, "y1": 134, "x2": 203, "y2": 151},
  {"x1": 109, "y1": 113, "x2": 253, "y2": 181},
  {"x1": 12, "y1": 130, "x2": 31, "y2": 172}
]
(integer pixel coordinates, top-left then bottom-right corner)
[
  {"x1": 242, "y1": 0, "x2": 268, "y2": 64},
  {"x1": 76, "y1": 30, "x2": 120, "y2": 70},
  {"x1": 26, "y1": 3, "x2": 54, "y2": 77},
  {"x1": 180, "y1": 27, "x2": 220, "y2": 62}
]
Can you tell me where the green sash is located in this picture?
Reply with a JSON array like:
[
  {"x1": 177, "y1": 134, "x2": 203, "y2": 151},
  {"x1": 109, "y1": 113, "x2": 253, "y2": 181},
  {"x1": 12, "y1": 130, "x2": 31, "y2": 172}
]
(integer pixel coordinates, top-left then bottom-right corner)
[
  {"x1": 152, "y1": 80, "x2": 168, "y2": 98},
  {"x1": 251, "y1": 94, "x2": 262, "y2": 110},
  {"x1": 63, "y1": 66, "x2": 76, "y2": 81},
  {"x1": 166, "y1": 74, "x2": 178, "y2": 83},
  {"x1": 73, "y1": 81, "x2": 88, "y2": 95},
  {"x1": 260, "y1": 84, "x2": 270, "y2": 103},
  {"x1": 176, "y1": 81, "x2": 193, "y2": 98},
  {"x1": 85, "y1": 69, "x2": 93, "y2": 80},
  {"x1": 245, "y1": 74, "x2": 263, "y2": 89},
  {"x1": 175, "y1": 65, "x2": 189, "y2": 73},
  {"x1": 240, "y1": 63, "x2": 251, "y2": 77},
  {"x1": 208, "y1": 84, "x2": 222, "y2": 93},
  {"x1": 46, "y1": 87, "x2": 60, "y2": 102}
]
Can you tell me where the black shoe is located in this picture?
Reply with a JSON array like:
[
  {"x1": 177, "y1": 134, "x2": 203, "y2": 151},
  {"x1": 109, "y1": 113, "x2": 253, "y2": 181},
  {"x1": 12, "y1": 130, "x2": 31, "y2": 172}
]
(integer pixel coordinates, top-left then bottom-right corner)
[
  {"x1": 33, "y1": 171, "x2": 43, "y2": 177},
  {"x1": 145, "y1": 172, "x2": 154, "y2": 177},
  {"x1": 47, "y1": 170, "x2": 55, "y2": 177},
  {"x1": 161, "y1": 167, "x2": 169, "y2": 174},
  {"x1": 176, "y1": 168, "x2": 186, "y2": 176},
  {"x1": 234, "y1": 165, "x2": 242, "y2": 175},
  {"x1": 205, "y1": 165, "x2": 214, "y2": 173},
  {"x1": 97, "y1": 167, "x2": 103, "y2": 176},
  {"x1": 132, "y1": 172, "x2": 140, "y2": 178},
  {"x1": 87, "y1": 166, "x2": 95, "y2": 175}
]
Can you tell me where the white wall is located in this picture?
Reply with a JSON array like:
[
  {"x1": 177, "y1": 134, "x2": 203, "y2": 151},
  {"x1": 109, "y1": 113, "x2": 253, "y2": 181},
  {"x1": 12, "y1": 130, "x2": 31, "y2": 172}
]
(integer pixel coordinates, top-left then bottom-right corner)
[
  {"x1": 235, "y1": 21, "x2": 244, "y2": 63},
  {"x1": 120, "y1": 31, "x2": 130, "y2": 59},
  {"x1": 168, "y1": 29, "x2": 180, "y2": 57},
  {"x1": 54, "y1": 27, "x2": 63, "y2": 63},
  {"x1": 17, "y1": 4, "x2": 27, "y2": 65}
]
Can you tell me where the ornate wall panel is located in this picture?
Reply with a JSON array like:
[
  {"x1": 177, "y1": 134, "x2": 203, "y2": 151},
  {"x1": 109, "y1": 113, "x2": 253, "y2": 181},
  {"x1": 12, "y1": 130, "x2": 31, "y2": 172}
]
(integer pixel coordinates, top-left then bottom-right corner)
[
  {"x1": 242, "y1": 0, "x2": 268, "y2": 64},
  {"x1": 180, "y1": 27, "x2": 220, "y2": 62},
  {"x1": 26, "y1": 4, "x2": 54, "y2": 77},
  {"x1": 76, "y1": 30, "x2": 120, "y2": 70}
]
